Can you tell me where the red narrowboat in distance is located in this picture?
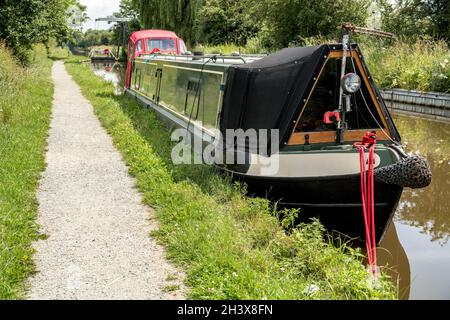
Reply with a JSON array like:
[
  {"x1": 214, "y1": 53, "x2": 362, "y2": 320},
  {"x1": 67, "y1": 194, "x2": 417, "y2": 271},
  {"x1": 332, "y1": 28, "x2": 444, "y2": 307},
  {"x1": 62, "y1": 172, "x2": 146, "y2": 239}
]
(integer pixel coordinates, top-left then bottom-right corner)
[{"x1": 125, "y1": 30, "x2": 188, "y2": 88}]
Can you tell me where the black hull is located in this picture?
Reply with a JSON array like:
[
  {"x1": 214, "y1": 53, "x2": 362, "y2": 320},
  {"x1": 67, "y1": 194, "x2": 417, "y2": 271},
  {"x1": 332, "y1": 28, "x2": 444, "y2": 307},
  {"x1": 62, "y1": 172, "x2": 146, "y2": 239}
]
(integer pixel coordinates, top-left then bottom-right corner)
[
  {"x1": 230, "y1": 172, "x2": 403, "y2": 244},
  {"x1": 126, "y1": 90, "x2": 404, "y2": 243}
]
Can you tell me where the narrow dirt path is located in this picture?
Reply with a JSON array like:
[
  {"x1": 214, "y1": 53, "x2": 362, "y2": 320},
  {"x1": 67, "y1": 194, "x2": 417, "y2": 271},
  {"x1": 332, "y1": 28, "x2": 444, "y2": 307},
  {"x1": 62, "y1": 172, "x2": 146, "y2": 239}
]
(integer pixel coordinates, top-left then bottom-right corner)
[{"x1": 28, "y1": 61, "x2": 184, "y2": 300}]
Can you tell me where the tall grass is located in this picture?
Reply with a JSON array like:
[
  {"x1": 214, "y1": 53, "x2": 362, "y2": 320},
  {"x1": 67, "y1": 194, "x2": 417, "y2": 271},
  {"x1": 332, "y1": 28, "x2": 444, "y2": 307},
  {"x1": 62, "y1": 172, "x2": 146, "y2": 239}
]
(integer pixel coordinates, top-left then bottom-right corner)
[
  {"x1": 0, "y1": 43, "x2": 53, "y2": 299},
  {"x1": 199, "y1": 38, "x2": 450, "y2": 93},
  {"x1": 196, "y1": 39, "x2": 268, "y2": 55},
  {"x1": 363, "y1": 40, "x2": 450, "y2": 93},
  {"x1": 66, "y1": 58, "x2": 397, "y2": 300}
]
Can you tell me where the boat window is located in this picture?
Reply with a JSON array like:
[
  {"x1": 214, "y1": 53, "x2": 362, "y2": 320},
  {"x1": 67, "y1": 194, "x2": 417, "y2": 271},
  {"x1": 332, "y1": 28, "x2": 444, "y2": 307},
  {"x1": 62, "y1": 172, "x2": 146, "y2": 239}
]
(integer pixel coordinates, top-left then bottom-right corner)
[
  {"x1": 179, "y1": 40, "x2": 188, "y2": 54},
  {"x1": 136, "y1": 40, "x2": 143, "y2": 54},
  {"x1": 296, "y1": 56, "x2": 384, "y2": 133},
  {"x1": 147, "y1": 38, "x2": 175, "y2": 52}
]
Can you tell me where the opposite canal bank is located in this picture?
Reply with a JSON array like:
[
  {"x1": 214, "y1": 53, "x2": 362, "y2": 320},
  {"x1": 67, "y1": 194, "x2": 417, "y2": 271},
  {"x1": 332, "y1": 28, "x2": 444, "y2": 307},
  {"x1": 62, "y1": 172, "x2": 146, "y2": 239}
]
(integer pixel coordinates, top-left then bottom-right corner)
[{"x1": 382, "y1": 89, "x2": 450, "y2": 121}]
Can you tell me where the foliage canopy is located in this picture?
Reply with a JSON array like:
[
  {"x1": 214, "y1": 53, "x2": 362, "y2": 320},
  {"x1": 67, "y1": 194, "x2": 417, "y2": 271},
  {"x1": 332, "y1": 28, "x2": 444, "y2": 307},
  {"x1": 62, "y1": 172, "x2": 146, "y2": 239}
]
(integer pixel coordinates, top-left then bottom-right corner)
[
  {"x1": 130, "y1": 0, "x2": 450, "y2": 49},
  {"x1": 0, "y1": 0, "x2": 79, "y2": 63}
]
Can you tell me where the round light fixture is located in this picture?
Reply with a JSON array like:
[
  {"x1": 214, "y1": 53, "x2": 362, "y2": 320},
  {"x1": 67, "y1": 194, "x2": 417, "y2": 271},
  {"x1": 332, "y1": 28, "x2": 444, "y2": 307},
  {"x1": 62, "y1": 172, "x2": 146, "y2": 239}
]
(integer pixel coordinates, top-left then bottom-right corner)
[{"x1": 341, "y1": 73, "x2": 362, "y2": 93}]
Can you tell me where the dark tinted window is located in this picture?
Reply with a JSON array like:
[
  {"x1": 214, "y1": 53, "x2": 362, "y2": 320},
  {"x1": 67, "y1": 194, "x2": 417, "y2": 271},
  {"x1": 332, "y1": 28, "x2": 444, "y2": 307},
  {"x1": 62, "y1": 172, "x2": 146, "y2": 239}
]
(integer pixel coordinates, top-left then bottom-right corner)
[
  {"x1": 147, "y1": 39, "x2": 175, "y2": 51},
  {"x1": 136, "y1": 40, "x2": 143, "y2": 53},
  {"x1": 297, "y1": 57, "x2": 384, "y2": 132}
]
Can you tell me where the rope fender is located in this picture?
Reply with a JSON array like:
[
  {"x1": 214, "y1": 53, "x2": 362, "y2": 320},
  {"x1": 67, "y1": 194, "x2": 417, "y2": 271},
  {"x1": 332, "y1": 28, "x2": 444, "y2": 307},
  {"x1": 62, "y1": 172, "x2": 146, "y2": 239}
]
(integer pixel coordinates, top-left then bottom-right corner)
[{"x1": 374, "y1": 154, "x2": 432, "y2": 189}]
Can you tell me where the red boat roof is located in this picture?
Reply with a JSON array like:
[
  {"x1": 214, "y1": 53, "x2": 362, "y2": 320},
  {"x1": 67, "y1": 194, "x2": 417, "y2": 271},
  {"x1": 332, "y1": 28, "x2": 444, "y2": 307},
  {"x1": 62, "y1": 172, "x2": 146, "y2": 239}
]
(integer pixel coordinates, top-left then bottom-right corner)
[{"x1": 129, "y1": 30, "x2": 180, "y2": 43}]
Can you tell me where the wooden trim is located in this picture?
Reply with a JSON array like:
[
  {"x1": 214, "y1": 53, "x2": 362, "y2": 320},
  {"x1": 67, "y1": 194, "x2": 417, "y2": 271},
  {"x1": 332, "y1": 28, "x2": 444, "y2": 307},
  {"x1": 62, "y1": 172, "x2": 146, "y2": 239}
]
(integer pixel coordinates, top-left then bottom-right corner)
[
  {"x1": 288, "y1": 50, "x2": 393, "y2": 146},
  {"x1": 328, "y1": 51, "x2": 359, "y2": 58},
  {"x1": 328, "y1": 51, "x2": 343, "y2": 58},
  {"x1": 288, "y1": 129, "x2": 390, "y2": 145}
]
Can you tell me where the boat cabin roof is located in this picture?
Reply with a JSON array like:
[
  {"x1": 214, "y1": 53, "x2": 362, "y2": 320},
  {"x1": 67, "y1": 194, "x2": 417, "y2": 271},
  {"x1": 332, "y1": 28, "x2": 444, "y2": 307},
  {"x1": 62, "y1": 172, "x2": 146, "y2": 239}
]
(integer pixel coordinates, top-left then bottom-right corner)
[
  {"x1": 129, "y1": 30, "x2": 180, "y2": 43},
  {"x1": 220, "y1": 44, "x2": 401, "y2": 147},
  {"x1": 136, "y1": 53, "x2": 265, "y2": 66}
]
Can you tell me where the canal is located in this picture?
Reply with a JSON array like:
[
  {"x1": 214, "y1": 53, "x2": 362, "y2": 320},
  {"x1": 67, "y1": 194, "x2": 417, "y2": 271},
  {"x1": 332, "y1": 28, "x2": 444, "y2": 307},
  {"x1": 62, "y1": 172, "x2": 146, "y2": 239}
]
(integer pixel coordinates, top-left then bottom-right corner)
[
  {"x1": 92, "y1": 62, "x2": 450, "y2": 300},
  {"x1": 91, "y1": 62, "x2": 126, "y2": 95},
  {"x1": 379, "y1": 115, "x2": 450, "y2": 300}
]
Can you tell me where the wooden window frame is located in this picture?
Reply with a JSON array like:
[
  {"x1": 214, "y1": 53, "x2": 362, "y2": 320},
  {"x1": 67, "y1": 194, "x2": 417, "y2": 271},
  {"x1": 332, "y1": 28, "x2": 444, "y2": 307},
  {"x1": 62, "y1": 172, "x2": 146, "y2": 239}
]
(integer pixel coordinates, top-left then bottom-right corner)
[{"x1": 288, "y1": 51, "x2": 392, "y2": 146}]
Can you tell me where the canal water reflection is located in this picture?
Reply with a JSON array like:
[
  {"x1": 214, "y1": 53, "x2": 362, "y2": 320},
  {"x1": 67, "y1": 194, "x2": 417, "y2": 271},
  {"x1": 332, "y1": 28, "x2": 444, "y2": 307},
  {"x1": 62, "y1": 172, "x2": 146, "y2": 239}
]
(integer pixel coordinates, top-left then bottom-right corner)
[
  {"x1": 91, "y1": 62, "x2": 126, "y2": 95},
  {"x1": 91, "y1": 64, "x2": 449, "y2": 300},
  {"x1": 379, "y1": 115, "x2": 450, "y2": 300}
]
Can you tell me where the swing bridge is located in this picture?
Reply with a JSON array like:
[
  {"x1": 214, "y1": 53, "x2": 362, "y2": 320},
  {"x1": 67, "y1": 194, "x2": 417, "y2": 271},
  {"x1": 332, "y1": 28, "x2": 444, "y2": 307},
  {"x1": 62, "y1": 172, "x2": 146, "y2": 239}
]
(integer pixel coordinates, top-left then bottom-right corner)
[{"x1": 90, "y1": 16, "x2": 132, "y2": 62}]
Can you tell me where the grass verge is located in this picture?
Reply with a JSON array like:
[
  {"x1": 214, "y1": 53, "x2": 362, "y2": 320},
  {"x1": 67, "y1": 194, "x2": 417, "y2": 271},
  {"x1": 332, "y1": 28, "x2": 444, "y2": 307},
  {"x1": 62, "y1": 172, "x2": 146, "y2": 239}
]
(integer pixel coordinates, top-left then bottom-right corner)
[
  {"x1": 65, "y1": 58, "x2": 397, "y2": 300},
  {"x1": 0, "y1": 43, "x2": 53, "y2": 299},
  {"x1": 48, "y1": 46, "x2": 71, "y2": 60}
]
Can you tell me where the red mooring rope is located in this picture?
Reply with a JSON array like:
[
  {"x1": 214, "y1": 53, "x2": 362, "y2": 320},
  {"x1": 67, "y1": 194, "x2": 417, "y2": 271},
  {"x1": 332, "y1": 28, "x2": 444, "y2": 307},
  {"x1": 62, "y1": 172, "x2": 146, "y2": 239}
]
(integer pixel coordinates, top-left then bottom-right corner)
[{"x1": 354, "y1": 132, "x2": 378, "y2": 279}]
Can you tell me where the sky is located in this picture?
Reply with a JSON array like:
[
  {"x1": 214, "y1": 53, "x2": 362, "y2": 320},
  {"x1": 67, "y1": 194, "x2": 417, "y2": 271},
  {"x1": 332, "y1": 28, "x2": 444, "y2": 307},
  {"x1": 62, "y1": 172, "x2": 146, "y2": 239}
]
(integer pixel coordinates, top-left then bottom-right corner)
[{"x1": 80, "y1": 0, "x2": 121, "y2": 31}]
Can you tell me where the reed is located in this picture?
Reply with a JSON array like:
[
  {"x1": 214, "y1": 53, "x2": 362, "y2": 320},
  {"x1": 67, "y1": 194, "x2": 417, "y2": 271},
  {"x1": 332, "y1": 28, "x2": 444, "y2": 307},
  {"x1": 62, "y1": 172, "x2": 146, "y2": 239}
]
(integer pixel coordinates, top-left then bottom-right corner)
[
  {"x1": 195, "y1": 39, "x2": 268, "y2": 55},
  {"x1": 363, "y1": 39, "x2": 450, "y2": 93}
]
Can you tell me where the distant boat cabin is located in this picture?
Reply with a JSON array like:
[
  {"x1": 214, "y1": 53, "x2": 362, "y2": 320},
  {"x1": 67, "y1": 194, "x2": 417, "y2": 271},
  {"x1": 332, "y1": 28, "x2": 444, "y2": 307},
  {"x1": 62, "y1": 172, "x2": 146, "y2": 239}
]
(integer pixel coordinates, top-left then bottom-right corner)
[{"x1": 126, "y1": 30, "x2": 188, "y2": 87}]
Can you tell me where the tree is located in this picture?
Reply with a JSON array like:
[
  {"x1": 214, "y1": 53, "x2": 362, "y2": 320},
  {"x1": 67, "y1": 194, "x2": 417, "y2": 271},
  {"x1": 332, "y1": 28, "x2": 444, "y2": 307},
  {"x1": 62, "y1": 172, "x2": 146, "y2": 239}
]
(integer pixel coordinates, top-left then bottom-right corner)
[
  {"x1": 137, "y1": 0, "x2": 202, "y2": 46},
  {"x1": 427, "y1": 0, "x2": 450, "y2": 42},
  {"x1": 380, "y1": 0, "x2": 432, "y2": 40},
  {"x1": 0, "y1": 0, "x2": 78, "y2": 63},
  {"x1": 77, "y1": 29, "x2": 114, "y2": 48},
  {"x1": 129, "y1": 0, "x2": 449, "y2": 50},
  {"x1": 259, "y1": 0, "x2": 371, "y2": 48},
  {"x1": 118, "y1": 0, "x2": 141, "y2": 20},
  {"x1": 112, "y1": 0, "x2": 142, "y2": 51},
  {"x1": 66, "y1": 1, "x2": 88, "y2": 49},
  {"x1": 67, "y1": 1, "x2": 89, "y2": 32},
  {"x1": 197, "y1": 0, "x2": 259, "y2": 46}
]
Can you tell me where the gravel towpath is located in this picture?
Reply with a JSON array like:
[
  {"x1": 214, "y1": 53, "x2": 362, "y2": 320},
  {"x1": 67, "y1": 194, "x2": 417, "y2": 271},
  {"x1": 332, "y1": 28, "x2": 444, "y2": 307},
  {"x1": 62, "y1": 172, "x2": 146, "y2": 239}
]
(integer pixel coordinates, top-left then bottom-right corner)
[{"x1": 27, "y1": 61, "x2": 184, "y2": 300}]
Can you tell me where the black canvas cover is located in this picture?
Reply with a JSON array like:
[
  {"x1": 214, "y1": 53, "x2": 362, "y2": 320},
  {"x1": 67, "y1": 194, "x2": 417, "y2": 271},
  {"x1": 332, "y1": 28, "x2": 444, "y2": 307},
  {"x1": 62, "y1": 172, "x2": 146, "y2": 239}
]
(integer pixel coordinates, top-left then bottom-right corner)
[{"x1": 220, "y1": 45, "x2": 331, "y2": 149}]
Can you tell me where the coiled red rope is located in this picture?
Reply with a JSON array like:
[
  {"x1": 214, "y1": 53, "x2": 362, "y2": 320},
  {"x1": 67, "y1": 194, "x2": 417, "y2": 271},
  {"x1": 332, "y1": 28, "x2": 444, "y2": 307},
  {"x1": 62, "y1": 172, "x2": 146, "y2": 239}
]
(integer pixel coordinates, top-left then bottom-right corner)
[{"x1": 354, "y1": 132, "x2": 378, "y2": 279}]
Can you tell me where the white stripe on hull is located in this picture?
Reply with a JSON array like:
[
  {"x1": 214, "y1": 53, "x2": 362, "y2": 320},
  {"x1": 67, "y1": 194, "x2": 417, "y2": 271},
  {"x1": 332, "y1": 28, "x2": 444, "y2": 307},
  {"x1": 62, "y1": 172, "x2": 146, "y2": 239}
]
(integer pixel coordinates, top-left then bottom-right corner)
[{"x1": 244, "y1": 152, "x2": 383, "y2": 178}]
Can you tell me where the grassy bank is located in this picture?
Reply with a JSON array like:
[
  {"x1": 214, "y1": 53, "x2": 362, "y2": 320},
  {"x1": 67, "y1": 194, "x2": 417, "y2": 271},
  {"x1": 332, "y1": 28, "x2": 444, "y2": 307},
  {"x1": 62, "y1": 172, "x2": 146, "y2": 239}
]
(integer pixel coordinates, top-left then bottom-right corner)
[
  {"x1": 364, "y1": 39, "x2": 450, "y2": 93},
  {"x1": 65, "y1": 58, "x2": 396, "y2": 300},
  {"x1": 48, "y1": 46, "x2": 71, "y2": 60},
  {"x1": 199, "y1": 39, "x2": 450, "y2": 93},
  {"x1": 0, "y1": 43, "x2": 53, "y2": 299}
]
